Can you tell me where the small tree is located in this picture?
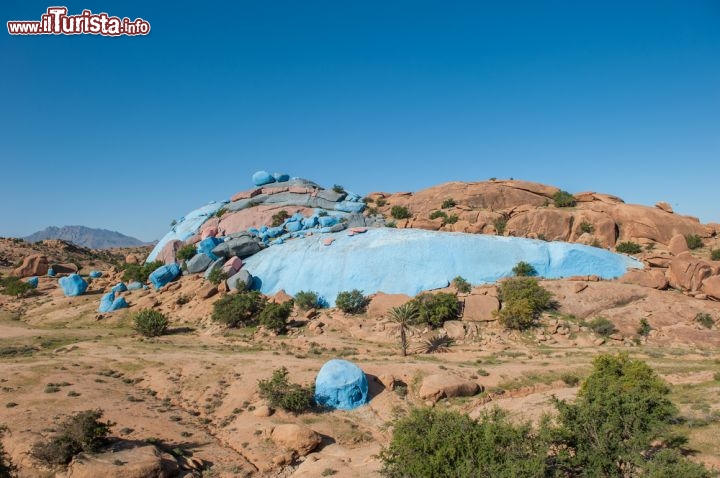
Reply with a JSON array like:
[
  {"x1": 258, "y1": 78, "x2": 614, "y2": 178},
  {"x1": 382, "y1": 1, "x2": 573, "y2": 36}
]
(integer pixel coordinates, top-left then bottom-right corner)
[
  {"x1": 452, "y1": 276, "x2": 471, "y2": 294},
  {"x1": 294, "y1": 290, "x2": 320, "y2": 310},
  {"x1": 133, "y1": 310, "x2": 169, "y2": 337},
  {"x1": 390, "y1": 206, "x2": 412, "y2": 220},
  {"x1": 512, "y1": 261, "x2": 537, "y2": 277},
  {"x1": 175, "y1": 244, "x2": 197, "y2": 262},
  {"x1": 31, "y1": 410, "x2": 114, "y2": 466},
  {"x1": 387, "y1": 303, "x2": 418, "y2": 357},
  {"x1": 335, "y1": 290, "x2": 368, "y2": 314},
  {"x1": 258, "y1": 301, "x2": 293, "y2": 334},
  {"x1": 258, "y1": 367, "x2": 314, "y2": 413},
  {"x1": 212, "y1": 291, "x2": 267, "y2": 327},
  {"x1": 495, "y1": 278, "x2": 553, "y2": 330},
  {"x1": 553, "y1": 190, "x2": 576, "y2": 208}
]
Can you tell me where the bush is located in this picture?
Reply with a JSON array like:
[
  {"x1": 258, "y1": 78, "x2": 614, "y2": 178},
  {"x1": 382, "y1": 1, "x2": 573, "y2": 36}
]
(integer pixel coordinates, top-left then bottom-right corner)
[
  {"x1": 579, "y1": 221, "x2": 594, "y2": 234},
  {"x1": 31, "y1": 410, "x2": 113, "y2": 466},
  {"x1": 122, "y1": 261, "x2": 163, "y2": 283},
  {"x1": 410, "y1": 292, "x2": 461, "y2": 328},
  {"x1": 493, "y1": 217, "x2": 507, "y2": 235},
  {"x1": 294, "y1": 290, "x2": 320, "y2": 310},
  {"x1": 637, "y1": 318, "x2": 652, "y2": 337},
  {"x1": 0, "y1": 276, "x2": 33, "y2": 297},
  {"x1": 375, "y1": 198, "x2": 387, "y2": 207},
  {"x1": 206, "y1": 267, "x2": 228, "y2": 286},
  {"x1": 335, "y1": 289, "x2": 368, "y2": 314},
  {"x1": 561, "y1": 374, "x2": 580, "y2": 387},
  {"x1": 133, "y1": 310, "x2": 169, "y2": 337},
  {"x1": 587, "y1": 317, "x2": 616, "y2": 337},
  {"x1": 390, "y1": 206, "x2": 412, "y2": 220},
  {"x1": 175, "y1": 244, "x2": 197, "y2": 262},
  {"x1": 271, "y1": 210, "x2": 290, "y2": 227},
  {"x1": 366, "y1": 206, "x2": 379, "y2": 216},
  {"x1": 215, "y1": 207, "x2": 228, "y2": 218},
  {"x1": 512, "y1": 261, "x2": 537, "y2": 277},
  {"x1": 644, "y1": 449, "x2": 712, "y2": 478},
  {"x1": 452, "y1": 276, "x2": 471, "y2": 294},
  {"x1": 695, "y1": 313, "x2": 714, "y2": 329},
  {"x1": 258, "y1": 301, "x2": 293, "y2": 334},
  {"x1": 428, "y1": 210, "x2": 447, "y2": 221},
  {"x1": 385, "y1": 221, "x2": 397, "y2": 228},
  {"x1": 380, "y1": 408, "x2": 547, "y2": 478},
  {"x1": 444, "y1": 214, "x2": 459, "y2": 225},
  {"x1": 685, "y1": 234, "x2": 703, "y2": 250},
  {"x1": 257, "y1": 367, "x2": 314, "y2": 413},
  {"x1": 553, "y1": 190, "x2": 576, "y2": 208},
  {"x1": 711, "y1": 249, "x2": 720, "y2": 261},
  {"x1": 495, "y1": 278, "x2": 553, "y2": 330},
  {"x1": 0, "y1": 425, "x2": 16, "y2": 477},
  {"x1": 616, "y1": 241, "x2": 643, "y2": 254},
  {"x1": 212, "y1": 291, "x2": 267, "y2": 327},
  {"x1": 332, "y1": 184, "x2": 345, "y2": 194},
  {"x1": 441, "y1": 198, "x2": 457, "y2": 209}
]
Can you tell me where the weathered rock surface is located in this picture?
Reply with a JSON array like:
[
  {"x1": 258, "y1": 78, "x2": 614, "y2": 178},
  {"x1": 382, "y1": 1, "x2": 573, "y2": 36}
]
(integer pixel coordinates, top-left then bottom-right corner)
[
  {"x1": 65, "y1": 444, "x2": 179, "y2": 478},
  {"x1": 271, "y1": 424, "x2": 322, "y2": 456},
  {"x1": 12, "y1": 254, "x2": 49, "y2": 277},
  {"x1": 619, "y1": 269, "x2": 668, "y2": 290},
  {"x1": 667, "y1": 256, "x2": 718, "y2": 292},
  {"x1": 419, "y1": 374, "x2": 481, "y2": 403}
]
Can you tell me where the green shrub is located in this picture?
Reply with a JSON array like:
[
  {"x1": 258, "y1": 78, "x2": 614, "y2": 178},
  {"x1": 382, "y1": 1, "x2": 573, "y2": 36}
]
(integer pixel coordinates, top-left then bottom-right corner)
[
  {"x1": 711, "y1": 249, "x2": 720, "y2": 261},
  {"x1": 332, "y1": 184, "x2": 345, "y2": 194},
  {"x1": 493, "y1": 217, "x2": 507, "y2": 235},
  {"x1": 212, "y1": 291, "x2": 267, "y2": 327},
  {"x1": 579, "y1": 221, "x2": 594, "y2": 234},
  {"x1": 512, "y1": 261, "x2": 537, "y2": 277},
  {"x1": 616, "y1": 241, "x2": 643, "y2": 254},
  {"x1": 429, "y1": 210, "x2": 447, "y2": 220},
  {"x1": 410, "y1": 292, "x2": 461, "y2": 328},
  {"x1": 587, "y1": 316, "x2": 616, "y2": 337},
  {"x1": 553, "y1": 190, "x2": 576, "y2": 208},
  {"x1": 390, "y1": 206, "x2": 412, "y2": 220},
  {"x1": 122, "y1": 261, "x2": 163, "y2": 283},
  {"x1": 495, "y1": 278, "x2": 553, "y2": 330},
  {"x1": 644, "y1": 449, "x2": 712, "y2": 478},
  {"x1": 0, "y1": 425, "x2": 16, "y2": 477},
  {"x1": 175, "y1": 244, "x2": 197, "y2": 262},
  {"x1": 335, "y1": 289, "x2": 368, "y2": 314},
  {"x1": 385, "y1": 221, "x2": 397, "y2": 228},
  {"x1": 363, "y1": 196, "x2": 374, "y2": 204},
  {"x1": 366, "y1": 206, "x2": 379, "y2": 216},
  {"x1": 31, "y1": 410, "x2": 113, "y2": 466},
  {"x1": 444, "y1": 214, "x2": 459, "y2": 225},
  {"x1": 215, "y1": 207, "x2": 228, "y2": 218},
  {"x1": 375, "y1": 198, "x2": 387, "y2": 207},
  {"x1": 441, "y1": 198, "x2": 457, "y2": 209},
  {"x1": 271, "y1": 210, "x2": 290, "y2": 227},
  {"x1": 561, "y1": 373, "x2": 580, "y2": 387},
  {"x1": 695, "y1": 313, "x2": 714, "y2": 329},
  {"x1": 380, "y1": 408, "x2": 547, "y2": 478},
  {"x1": 133, "y1": 310, "x2": 169, "y2": 337},
  {"x1": 258, "y1": 301, "x2": 293, "y2": 334},
  {"x1": 294, "y1": 291, "x2": 320, "y2": 310},
  {"x1": 685, "y1": 234, "x2": 703, "y2": 250},
  {"x1": 0, "y1": 276, "x2": 33, "y2": 297},
  {"x1": 257, "y1": 367, "x2": 314, "y2": 413},
  {"x1": 637, "y1": 318, "x2": 652, "y2": 337},
  {"x1": 206, "y1": 267, "x2": 228, "y2": 286},
  {"x1": 452, "y1": 276, "x2": 471, "y2": 294}
]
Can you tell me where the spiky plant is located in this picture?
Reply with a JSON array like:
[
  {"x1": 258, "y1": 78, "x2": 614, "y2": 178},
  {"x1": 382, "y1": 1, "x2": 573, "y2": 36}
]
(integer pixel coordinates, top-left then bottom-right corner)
[
  {"x1": 388, "y1": 303, "x2": 419, "y2": 357},
  {"x1": 417, "y1": 333, "x2": 454, "y2": 354}
]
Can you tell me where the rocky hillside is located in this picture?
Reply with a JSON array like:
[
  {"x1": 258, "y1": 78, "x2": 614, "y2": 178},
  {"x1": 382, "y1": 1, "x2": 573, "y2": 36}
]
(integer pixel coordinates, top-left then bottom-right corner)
[{"x1": 24, "y1": 225, "x2": 147, "y2": 249}]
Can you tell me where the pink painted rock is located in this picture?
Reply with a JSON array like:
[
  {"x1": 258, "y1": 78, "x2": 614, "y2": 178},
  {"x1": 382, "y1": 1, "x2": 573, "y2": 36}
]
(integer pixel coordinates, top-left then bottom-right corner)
[
  {"x1": 156, "y1": 240, "x2": 184, "y2": 265},
  {"x1": 350, "y1": 227, "x2": 367, "y2": 233},
  {"x1": 231, "y1": 188, "x2": 262, "y2": 202},
  {"x1": 218, "y1": 205, "x2": 314, "y2": 235},
  {"x1": 222, "y1": 256, "x2": 243, "y2": 274},
  {"x1": 323, "y1": 238, "x2": 335, "y2": 246},
  {"x1": 184, "y1": 234, "x2": 201, "y2": 245},
  {"x1": 201, "y1": 227, "x2": 218, "y2": 239}
]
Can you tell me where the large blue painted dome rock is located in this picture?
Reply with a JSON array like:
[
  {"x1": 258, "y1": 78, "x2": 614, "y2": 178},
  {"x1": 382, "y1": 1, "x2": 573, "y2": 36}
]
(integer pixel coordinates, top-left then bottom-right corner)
[
  {"x1": 314, "y1": 359, "x2": 369, "y2": 410},
  {"x1": 242, "y1": 228, "x2": 642, "y2": 305}
]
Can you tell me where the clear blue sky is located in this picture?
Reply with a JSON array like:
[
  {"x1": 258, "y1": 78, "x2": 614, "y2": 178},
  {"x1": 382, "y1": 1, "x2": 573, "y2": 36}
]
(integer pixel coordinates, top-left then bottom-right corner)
[{"x1": 2, "y1": 0, "x2": 718, "y2": 242}]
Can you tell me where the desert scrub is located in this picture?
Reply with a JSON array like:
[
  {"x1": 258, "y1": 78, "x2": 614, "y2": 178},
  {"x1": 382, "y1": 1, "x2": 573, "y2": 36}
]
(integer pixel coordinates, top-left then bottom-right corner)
[
  {"x1": 616, "y1": 241, "x2": 642, "y2": 254},
  {"x1": 637, "y1": 318, "x2": 652, "y2": 337},
  {"x1": 441, "y1": 198, "x2": 457, "y2": 209},
  {"x1": 452, "y1": 276, "x2": 471, "y2": 294},
  {"x1": 0, "y1": 276, "x2": 33, "y2": 297},
  {"x1": 429, "y1": 210, "x2": 447, "y2": 221},
  {"x1": 133, "y1": 310, "x2": 169, "y2": 337},
  {"x1": 586, "y1": 316, "x2": 616, "y2": 337},
  {"x1": 375, "y1": 198, "x2": 387, "y2": 207},
  {"x1": 493, "y1": 217, "x2": 507, "y2": 235},
  {"x1": 175, "y1": 244, "x2": 197, "y2": 262},
  {"x1": 495, "y1": 277, "x2": 553, "y2": 330},
  {"x1": 258, "y1": 301, "x2": 293, "y2": 334},
  {"x1": 332, "y1": 184, "x2": 345, "y2": 194},
  {"x1": 257, "y1": 367, "x2": 314, "y2": 413},
  {"x1": 695, "y1": 313, "x2": 714, "y2": 329},
  {"x1": 512, "y1": 261, "x2": 537, "y2": 277},
  {"x1": 579, "y1": 221, "x2": 594, "y2": 234},
  {"x1": 335, "y1": 289, "x2": 369, "y2": 314},
  {"x1": 122, "y1": 260, "x2": 163, "y2": 283},
  {"x1": 409, "y1": 292, "x2": 461, "y2": 328},
  {"x1": 553, "y1": 190, "x2": 576, "y2": 208},
  {"x1": 271, "y1": 210, "x2": 290, "y2": 227},
  {"x1": 294, "y1": 290, "x2": 320, "y2": 310},
  {"x1": 711, "y1": 249, "x2": 720, "y2": 261},
  {"x1": 685, "y1": 234, "x2": 703, "y2": 250},
  {"x1": 212, "y1": 291, "x2": 267, "y2": 327},
  {"x1": 31, "y1": 410, "x2": 114, "y2": 466},
  {"x1": 0, "y1": 425, "x2": 15, "y2": 477},
  {"x1": 390, "y1": 205, "x2": 412, "y2": 220},
  {"x1": 206, "y1": 267, "x2": 228, "y2": 286}
]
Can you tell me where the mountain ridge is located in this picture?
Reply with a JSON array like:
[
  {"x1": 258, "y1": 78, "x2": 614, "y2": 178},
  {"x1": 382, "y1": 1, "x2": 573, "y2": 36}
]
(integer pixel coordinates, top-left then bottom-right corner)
[{"x1": 23, "y1": 225, "x2": 148, "y2": 249}]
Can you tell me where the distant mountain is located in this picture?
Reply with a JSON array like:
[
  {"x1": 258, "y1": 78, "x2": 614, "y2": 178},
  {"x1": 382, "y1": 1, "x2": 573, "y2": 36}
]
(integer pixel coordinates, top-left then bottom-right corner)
[{"x1": 24, "y1": 226, "x2": 147, "y2": 249}]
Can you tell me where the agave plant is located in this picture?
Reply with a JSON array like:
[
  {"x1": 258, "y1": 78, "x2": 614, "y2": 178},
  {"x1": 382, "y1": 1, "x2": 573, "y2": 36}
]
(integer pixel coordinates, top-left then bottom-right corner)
[
  {"x1": 417, "y1": 333, "x2": 454, "y2": 354},
  {"x1": 388, "y1": 302, "x2": 419, "y2": 357}
]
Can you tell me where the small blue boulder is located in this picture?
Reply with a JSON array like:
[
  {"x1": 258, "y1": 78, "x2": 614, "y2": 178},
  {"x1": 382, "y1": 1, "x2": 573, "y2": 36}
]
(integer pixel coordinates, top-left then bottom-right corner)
[
  {"x1": 314, "y1": 359, "x2": 369, "y2": 410},
  {"x1": 252, "y1": 170, "x2": 276, "y2": 186},
  {"x1": 26, "y1": 276, "x2": 39, "y2": 288},
  {"x1": 111, "y1": 282, "x2": 128, "y2": 293},
  {"x1": 197, "y1": 237, "x2": 222, "y2": 261},
  {"x1": 47, "y1": 268, "x2": 56, "y2": 277},
  {"x1": 149, "y1": 263, "x2": 181, "y2": 290},
  {"x1": 127, "y1": 281, "x2": 143, "y2": 290},
  {"x1": 99, "y1": 292, "x2": 129, "y2": 312},
  {"x1": 59, "y1": 274, "x2": 88, "y2": 297},
  {"x1": 89, "y1": 271, "x2": 103, "y2": 278},
  {"x1": 273, "y1": 172, "x2": 290, "y2": 182}
]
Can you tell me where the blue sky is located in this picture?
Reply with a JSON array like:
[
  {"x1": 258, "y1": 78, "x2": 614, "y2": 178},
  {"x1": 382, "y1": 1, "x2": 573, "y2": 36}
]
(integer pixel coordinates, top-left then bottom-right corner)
[{"x1": 2, "y1": 0, "x2": 718, "y2": 242}]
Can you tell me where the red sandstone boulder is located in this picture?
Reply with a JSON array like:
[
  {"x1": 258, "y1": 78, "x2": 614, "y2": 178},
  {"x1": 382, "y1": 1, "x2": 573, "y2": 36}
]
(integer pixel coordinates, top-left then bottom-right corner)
[{"x1": 12, "y1": 254, "x2": 49, "y2": 277}]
